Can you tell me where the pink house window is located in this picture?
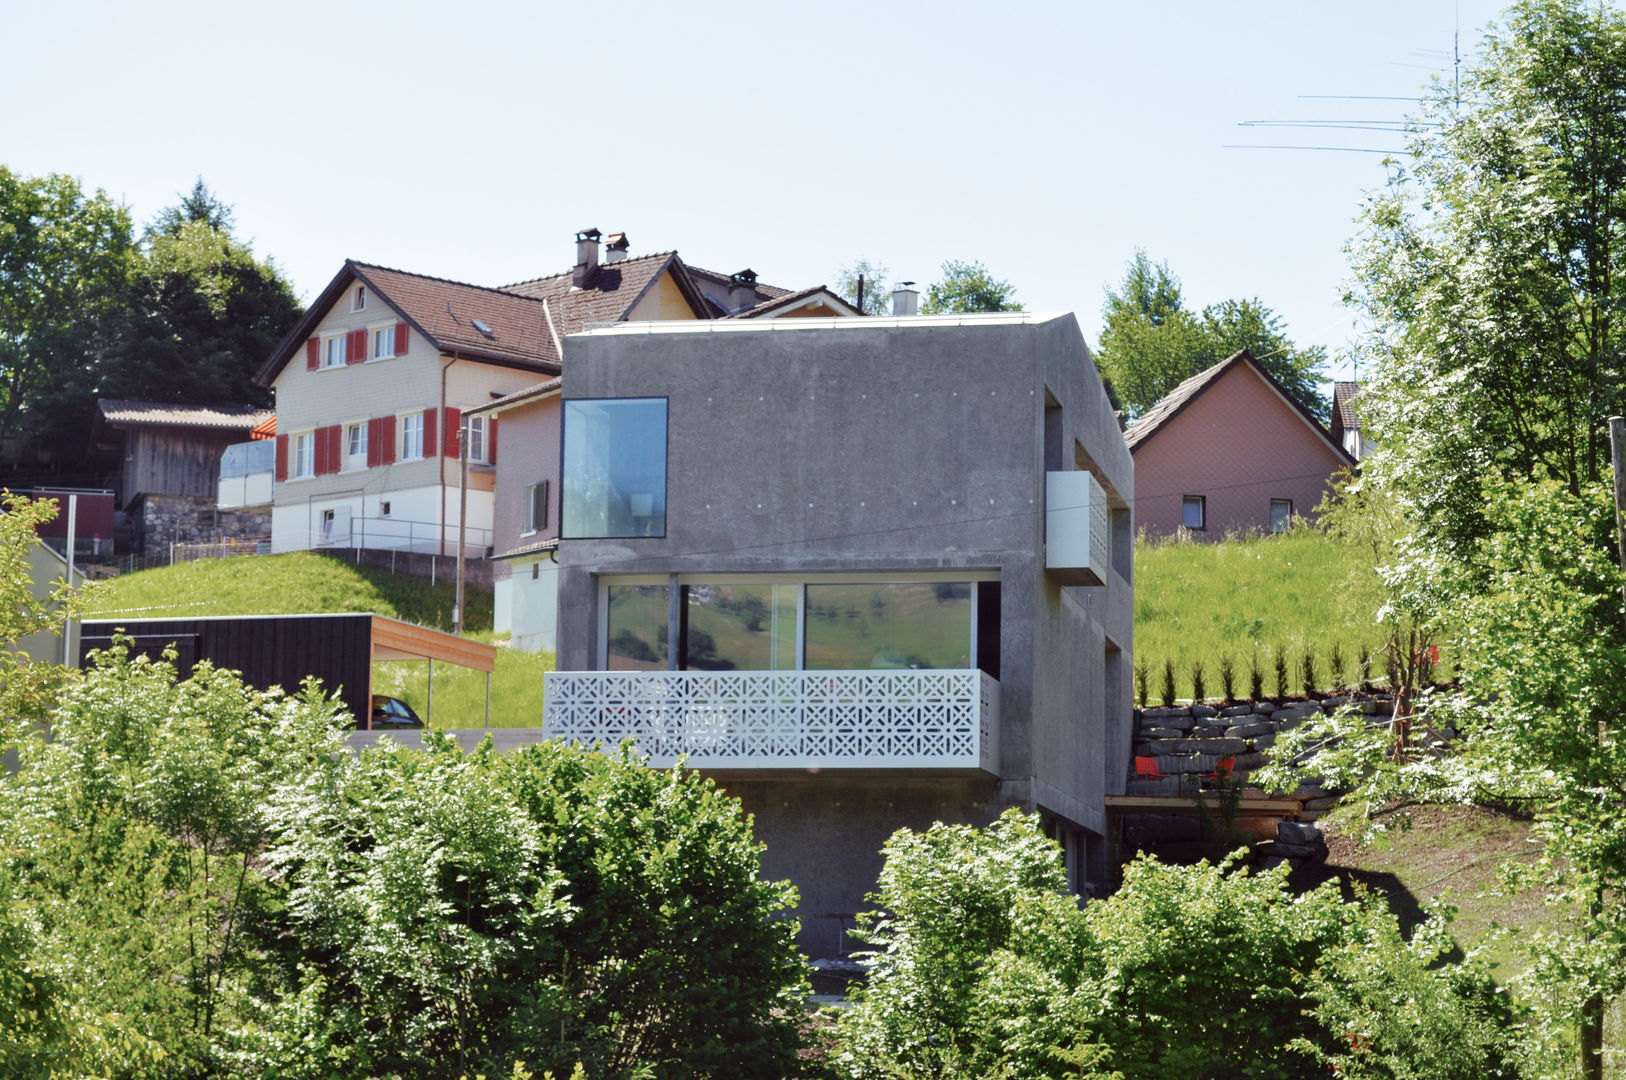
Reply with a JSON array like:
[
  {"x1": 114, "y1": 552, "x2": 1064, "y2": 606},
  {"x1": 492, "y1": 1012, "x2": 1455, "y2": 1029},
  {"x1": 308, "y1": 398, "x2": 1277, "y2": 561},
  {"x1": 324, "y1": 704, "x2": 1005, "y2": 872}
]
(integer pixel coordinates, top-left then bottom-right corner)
[{"x1": 1182, "y1": 495, "x2": 1205, "y2": 530}]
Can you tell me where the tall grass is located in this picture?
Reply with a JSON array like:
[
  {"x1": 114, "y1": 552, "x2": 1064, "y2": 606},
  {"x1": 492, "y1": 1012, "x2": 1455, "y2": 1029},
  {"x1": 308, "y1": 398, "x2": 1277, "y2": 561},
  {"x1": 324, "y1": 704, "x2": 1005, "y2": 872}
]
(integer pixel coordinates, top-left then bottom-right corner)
[{"x1": 1134, "y1": 528, "x2": 1387, "y2": 701}]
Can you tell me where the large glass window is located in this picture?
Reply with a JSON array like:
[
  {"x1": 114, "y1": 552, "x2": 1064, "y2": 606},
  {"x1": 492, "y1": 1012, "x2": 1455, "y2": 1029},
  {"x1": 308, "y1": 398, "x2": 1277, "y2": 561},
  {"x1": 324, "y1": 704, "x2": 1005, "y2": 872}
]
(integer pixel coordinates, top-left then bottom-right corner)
[
  {"x1": 606, "y1": 584, "x2": 671, "y2": 670},
  {"x1": 804, "y1": 582, "x2": 971, "y2": 669},
  {"x1": 684, "y1": 583, "x2": 798, "y2": 671},
  {"x1": 603, "y1": 577, "x2": 988, "y2": 673},
  {"x1": 562, "y1": 398, "x2": 667, "y2": 539}
]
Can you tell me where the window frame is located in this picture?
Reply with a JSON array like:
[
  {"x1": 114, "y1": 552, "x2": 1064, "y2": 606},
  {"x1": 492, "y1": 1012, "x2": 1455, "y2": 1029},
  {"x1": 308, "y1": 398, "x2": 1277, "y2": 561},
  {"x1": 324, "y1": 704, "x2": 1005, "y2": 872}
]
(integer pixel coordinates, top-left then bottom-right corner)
[
  {"x1": 291, "y1": 430, "x2": 315, "y2": 479},
  {"x1": 1181, "y1": 494, "x2": 1206, "y2": 531},
  {"x1": 352, "y1": 285, "x2": 366, "y2": 312},
  {"x1": 523, "y1": 479, "x2": 549, "y2": 535},
  {"x1": 466, "y1": 414, "x2": 489, "y2": 464},
  {"x1": 322, "y1": 335, "x2": 347, "y2": 369},
  {"x1": 371, "y1": 325, "x2": 396, "y2": 360},
  {"x1": 1269, "y1": 498, "x2": 1294, "y2": 533},
  {"x1": 597, "y1": 571, "x2": 998, "y2": 674},
  {"x1": 344, "y1": 421, "x2": 368, "y2": 471},
  {"x1": 560, "y1": 395, "x2": 669, "y2": 540},
  {"x1": 398, "y1": 411, "x2": 425, "y2": 461}
]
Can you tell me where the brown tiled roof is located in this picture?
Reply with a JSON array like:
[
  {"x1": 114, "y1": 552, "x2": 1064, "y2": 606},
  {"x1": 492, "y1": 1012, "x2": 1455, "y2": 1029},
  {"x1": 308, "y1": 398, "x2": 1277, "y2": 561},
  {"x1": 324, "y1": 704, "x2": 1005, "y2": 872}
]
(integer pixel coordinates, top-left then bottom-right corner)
[
  {"x1": 1332, "y1": 381, "x2": 1362, "y2": 431},
  {"x1": 98, "y1": 399, "x2": 274, "y2": 431},
  {"x1": 352, "y1": 263, "x2": 557, "y2": 367},
  {"x1": 464, "y1": 378, "x2": 562, "y2": 416},
  {"x1": 1123, "y1": 350, "x2": 1355, "y2": 468},
  {"x1": 684, "y1": 263, "x2": 791, "y2": 314},
  {"x1": 503, "y1": 252, "x2": 710, "y2": 334},
  {"x1": 725, "y1": 284, "x2": 860, "y2": 319}
]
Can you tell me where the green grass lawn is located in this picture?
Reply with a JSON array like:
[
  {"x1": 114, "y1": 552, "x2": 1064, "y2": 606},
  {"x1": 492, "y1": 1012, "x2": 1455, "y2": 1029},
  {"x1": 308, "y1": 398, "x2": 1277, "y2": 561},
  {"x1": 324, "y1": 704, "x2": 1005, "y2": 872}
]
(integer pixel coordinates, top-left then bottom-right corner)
[
  {"x1": 1134, "y1": 527, "x2": 1390, "y2": 702},
  {"x1": 82, "y1": 552, "x2": 550, "y2": 727}
]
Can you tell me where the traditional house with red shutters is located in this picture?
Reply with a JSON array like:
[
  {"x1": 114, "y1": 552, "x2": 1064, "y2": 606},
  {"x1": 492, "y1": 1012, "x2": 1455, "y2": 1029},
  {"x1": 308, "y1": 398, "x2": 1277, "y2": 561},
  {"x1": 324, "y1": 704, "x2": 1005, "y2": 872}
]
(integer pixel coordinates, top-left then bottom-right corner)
[{"x1": 255, "y1": 229, "x2": 860, "y2": 563}]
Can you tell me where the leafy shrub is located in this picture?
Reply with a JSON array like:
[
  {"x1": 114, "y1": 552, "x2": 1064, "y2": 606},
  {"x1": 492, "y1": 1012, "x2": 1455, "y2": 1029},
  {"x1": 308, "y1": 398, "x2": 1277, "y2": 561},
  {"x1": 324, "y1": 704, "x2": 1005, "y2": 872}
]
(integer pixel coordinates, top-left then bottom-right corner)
[
  {"x1": 1330, "y1": 642, "x2": 1347, "y2": 694},
  {"x1": 1160, "y1": 658, "x2": 1176, "y2": 707},
  {"x1": 1300, "y1": 645, "x2": 1318, "y2": 696},
  {"x1": 836, "y1": 814, "x2": 1529, "y2": 1080},
  {"x1": 1273, "y1": 645, "x2": 1289, "y2": 699},
  {"x1": 1189, "y1": 660, "x2": 1206, "y2": 704},
  {"x1": 1133, "y1": 657, "x2": 1149, "y2": 708},
  {"x1": 261, "y1": 737, "x2": 806, "y2": 1080},
  {"x1": 1219, "y1": 654, "x2": 1236, "y2": 702},
  {"x1": 1358, "y1": 643, "x2": 1373, "y2": 693},
  {"x1": 1249, "y1": 651, "x2": 1265, "y2": 701}
]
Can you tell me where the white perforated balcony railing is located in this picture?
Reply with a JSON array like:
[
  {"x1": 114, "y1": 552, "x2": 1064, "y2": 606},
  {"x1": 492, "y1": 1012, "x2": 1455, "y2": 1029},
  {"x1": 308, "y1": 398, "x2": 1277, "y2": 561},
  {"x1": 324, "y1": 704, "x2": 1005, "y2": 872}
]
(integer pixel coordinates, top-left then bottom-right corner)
[{"x1": 542, "y1": 668, "x2": 1000, "y2": 773}]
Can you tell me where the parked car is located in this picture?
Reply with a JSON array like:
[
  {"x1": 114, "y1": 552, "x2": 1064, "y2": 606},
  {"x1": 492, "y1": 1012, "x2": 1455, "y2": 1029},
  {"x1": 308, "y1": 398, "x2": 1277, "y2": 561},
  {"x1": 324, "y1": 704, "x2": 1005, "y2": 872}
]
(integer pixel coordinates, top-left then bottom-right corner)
[{"x1": 370, "y1": 695, "x2": 423, "y2": 729}]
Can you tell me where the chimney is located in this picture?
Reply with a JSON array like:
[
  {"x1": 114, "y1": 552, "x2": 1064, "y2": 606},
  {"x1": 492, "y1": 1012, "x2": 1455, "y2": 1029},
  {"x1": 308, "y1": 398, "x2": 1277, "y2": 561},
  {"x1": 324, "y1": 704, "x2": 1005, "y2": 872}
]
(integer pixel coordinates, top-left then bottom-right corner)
[
  {"x1": 728, "y1": 269, "x2": 759, "y2": 312},
  {"x1": 891, "y1": 281, "x2": 919, "y2": 316},
  {"x1": 572, "y1": 228, "x2": 602, "y2": 287},
  {"x1": 604, "y1": 232, "x2": 630, "y2": 263}
]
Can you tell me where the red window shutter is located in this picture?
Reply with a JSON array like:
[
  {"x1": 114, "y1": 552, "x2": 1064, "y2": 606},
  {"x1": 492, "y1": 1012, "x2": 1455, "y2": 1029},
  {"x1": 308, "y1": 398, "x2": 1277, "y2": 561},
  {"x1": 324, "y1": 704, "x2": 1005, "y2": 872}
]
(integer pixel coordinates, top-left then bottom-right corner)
[
  {"x1": 488, "y1": 417, "x2": 498, "y2": 463},
  {"x1": 367, "y1": 418, "x2": 381, "y2": 468},
  {"x1": 422, "y1": 408, "x2": 437, "y2": 458},
  {"x1": 394, "y1": 322, "x2": 409, "y2": 356},
  {"x1": 380, "y1": 414, "x2": 397, "y2": 464},
  {"x1": 275, "y1": 434, "x2": 288, "y2": 481},
  {"x1": 314, "y1": 427, "x2": 329, "y2": 475},
  {"x1": 305, "y1": 337, "x2": 319, "y2": 371},
  {"x1": 320, "y1": 425, "x2": 342, "y2": 474},
  {"x1": 443, "y1": 407, "x2": 462, "y2": 458},
  {"x1": 348, "y1": 329, "x2": 366, "y2": 364}
]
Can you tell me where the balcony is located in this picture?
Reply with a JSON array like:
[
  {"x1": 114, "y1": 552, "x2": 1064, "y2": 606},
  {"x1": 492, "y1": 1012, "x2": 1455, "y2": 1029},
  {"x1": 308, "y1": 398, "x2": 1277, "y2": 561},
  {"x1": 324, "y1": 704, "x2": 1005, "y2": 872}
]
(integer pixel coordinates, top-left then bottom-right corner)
[
  {"x1": 542, "y1": 668, "x2": 999, "y2": 773},
  {"x1": 218, "y1": 440, "x2": 273, "y2": 510},
  {"x1": 1046, "y1": 470, "x2": 1110, "y2": 585}
]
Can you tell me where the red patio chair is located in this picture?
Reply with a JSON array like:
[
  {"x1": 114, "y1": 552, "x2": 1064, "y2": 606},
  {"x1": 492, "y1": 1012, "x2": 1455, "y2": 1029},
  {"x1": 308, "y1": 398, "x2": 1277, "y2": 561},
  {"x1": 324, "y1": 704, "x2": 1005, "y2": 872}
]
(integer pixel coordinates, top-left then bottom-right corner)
[{"x1": 1134, "y1": 756, "x2": 1162, "y2": 779}]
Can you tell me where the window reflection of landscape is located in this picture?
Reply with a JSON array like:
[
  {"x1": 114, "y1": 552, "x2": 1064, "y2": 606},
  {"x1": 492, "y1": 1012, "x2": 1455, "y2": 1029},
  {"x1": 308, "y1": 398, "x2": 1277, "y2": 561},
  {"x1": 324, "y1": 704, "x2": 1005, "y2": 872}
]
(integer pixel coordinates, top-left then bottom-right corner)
[
  {"x1": 804, "y1": 583, "x2": 971, "y2": 669},
  {"x1": 603, "y1": 579, "x2": 980, "y2": 672},
  {"x1": 606, "y1": 584, "x2": 670, "y2": 670}
]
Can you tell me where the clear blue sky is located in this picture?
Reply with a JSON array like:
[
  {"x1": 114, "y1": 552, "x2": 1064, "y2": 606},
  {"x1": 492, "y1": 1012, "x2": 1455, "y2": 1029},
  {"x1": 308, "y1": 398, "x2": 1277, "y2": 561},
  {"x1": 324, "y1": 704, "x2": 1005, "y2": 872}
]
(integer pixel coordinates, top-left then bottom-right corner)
[{"x1": 4, "y1": 0, "x2": 1509, "y2": 388}]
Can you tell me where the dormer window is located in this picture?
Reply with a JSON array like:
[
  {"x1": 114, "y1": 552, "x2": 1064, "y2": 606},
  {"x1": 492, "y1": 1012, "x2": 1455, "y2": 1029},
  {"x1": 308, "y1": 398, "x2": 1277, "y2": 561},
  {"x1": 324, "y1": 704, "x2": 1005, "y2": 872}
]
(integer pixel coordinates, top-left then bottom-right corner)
[{"x1": 352, "y1": 285, "x2": 366, "y2": 311}]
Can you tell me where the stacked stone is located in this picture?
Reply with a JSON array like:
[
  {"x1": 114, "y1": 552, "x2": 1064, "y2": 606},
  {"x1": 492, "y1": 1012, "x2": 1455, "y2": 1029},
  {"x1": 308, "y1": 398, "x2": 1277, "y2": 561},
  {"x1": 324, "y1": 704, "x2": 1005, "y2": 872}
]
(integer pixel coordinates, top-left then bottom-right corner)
[
  {"x1": 1126, "y1": 694, "x2": 1394, "y2": 796},
  {"x1": 1255, "y1": 820, "x2": 1329, "y2": 870}
]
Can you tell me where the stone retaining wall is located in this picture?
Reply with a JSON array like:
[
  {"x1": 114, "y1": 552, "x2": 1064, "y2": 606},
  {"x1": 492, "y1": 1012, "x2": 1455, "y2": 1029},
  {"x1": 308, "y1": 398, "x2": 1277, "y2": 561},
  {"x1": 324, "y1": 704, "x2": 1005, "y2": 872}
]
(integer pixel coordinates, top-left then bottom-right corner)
[{"x1": 1127, "y1": 693, "x2": 1396, "y2": 796}]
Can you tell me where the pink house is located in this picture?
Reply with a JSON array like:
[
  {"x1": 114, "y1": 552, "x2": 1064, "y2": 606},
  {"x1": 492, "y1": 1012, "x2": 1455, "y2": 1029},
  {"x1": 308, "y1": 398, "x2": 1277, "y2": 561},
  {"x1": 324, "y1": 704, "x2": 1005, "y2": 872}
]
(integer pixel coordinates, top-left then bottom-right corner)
[{"x1": 1125, "y1": 350, "x2": 1354, "y2": 539}]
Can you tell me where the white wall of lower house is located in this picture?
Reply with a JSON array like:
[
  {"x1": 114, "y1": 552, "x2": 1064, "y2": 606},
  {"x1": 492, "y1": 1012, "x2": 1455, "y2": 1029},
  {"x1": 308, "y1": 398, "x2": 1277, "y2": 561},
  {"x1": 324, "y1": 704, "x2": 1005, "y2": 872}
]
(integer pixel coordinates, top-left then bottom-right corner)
[
  {"x1": 495, "y1": 556, "x2": 557, "y2": 653},
  {"x1": 271, "y1": 483, "x2": 495, "y2": 555}
]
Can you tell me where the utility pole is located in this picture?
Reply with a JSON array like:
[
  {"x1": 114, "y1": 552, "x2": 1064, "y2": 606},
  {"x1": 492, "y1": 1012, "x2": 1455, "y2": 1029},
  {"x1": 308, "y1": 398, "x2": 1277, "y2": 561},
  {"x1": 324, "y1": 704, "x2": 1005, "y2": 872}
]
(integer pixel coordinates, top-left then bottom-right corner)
[{"x1": 455, "y1": 416, "x2": 469, "y2": 635}]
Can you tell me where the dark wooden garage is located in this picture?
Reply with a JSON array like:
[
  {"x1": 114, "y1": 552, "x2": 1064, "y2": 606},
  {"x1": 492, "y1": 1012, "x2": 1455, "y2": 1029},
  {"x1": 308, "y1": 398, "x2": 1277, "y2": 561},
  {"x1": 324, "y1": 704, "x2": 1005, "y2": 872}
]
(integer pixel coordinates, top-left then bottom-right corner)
[{"x1": 78, "y1": 612, "x2": 496, "y2": 728}]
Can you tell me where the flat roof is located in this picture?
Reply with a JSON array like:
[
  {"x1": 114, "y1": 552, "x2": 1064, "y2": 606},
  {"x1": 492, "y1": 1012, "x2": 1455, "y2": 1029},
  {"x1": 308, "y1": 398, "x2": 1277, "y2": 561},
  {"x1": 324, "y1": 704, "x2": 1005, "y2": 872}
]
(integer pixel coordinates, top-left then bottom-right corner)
[{"x1": 571, "y1": 310, "x2": 1071, "y2": 338}]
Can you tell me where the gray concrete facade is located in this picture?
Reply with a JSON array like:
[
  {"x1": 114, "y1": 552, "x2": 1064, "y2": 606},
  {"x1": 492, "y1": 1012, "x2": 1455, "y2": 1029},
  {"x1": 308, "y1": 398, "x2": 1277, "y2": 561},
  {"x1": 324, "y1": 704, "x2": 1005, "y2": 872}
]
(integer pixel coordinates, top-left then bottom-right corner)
[{"x1": 554, "y1": 312, "x2": 1133, "y2": 951}]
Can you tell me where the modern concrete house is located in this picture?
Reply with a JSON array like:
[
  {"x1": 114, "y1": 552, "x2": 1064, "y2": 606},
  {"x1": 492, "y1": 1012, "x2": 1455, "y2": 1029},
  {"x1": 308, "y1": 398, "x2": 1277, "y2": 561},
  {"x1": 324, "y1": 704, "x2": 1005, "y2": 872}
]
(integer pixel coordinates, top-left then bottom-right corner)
[
  {"x1": 1126, "y1": 350, "x2": 1355, "y2": 540},
  {"x1": 542, "y1": 311, "x2": 1133, "y2": 954}
]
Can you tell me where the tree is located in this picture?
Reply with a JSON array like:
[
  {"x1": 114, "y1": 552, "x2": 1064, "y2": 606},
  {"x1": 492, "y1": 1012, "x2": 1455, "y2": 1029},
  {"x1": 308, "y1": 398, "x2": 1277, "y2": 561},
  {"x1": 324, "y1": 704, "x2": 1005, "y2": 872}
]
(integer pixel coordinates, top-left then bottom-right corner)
[
  {"x1": 920, "y1": 259, "x2": 1023, "y2": 314},
  {"x1": 1329, "y1": 8, "x2": 1626, "y2": 1071},
  {"x1": 0, "y1": 168, "x2": 135, "y2": 461},
  {"x1": 834, "y1": 258, "x2": 892, "y2": 315},
  {"x1": 109, "y1": 180, "x2": 300, "y2": 408},
  {"x1": 1095, "y1": 250, "x2": 1328, "y2": 420},
  {"x1": 1348, "y1": 0, "x2": 1626, "y2": 560}
]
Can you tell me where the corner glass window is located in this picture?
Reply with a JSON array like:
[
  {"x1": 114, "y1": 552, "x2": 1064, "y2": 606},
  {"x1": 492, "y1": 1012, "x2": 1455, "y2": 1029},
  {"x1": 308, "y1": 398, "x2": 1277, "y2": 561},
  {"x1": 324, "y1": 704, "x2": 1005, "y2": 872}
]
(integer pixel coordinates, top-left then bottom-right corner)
[
  {"x1": 562, "y1": 398, "x2": 667, "y2": 538},
  {"x1": 804, "y1": 582, "x2": 971, "y2": 670}
]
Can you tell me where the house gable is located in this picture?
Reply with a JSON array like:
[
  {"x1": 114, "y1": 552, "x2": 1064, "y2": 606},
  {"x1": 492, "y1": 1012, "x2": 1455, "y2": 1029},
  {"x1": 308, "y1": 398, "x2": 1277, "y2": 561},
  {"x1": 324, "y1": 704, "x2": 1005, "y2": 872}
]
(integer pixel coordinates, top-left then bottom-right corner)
[{"x1": 1127, "y1": 353, "x2": 1353, "y2": 538}]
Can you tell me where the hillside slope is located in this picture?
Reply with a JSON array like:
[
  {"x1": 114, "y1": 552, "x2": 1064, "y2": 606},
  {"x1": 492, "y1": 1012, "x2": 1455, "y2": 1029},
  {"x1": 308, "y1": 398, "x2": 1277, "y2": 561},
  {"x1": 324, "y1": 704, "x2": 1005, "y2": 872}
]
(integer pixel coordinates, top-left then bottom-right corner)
[{"x1": 82, "y1": 552, "x2": 547, "y2": 728}]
